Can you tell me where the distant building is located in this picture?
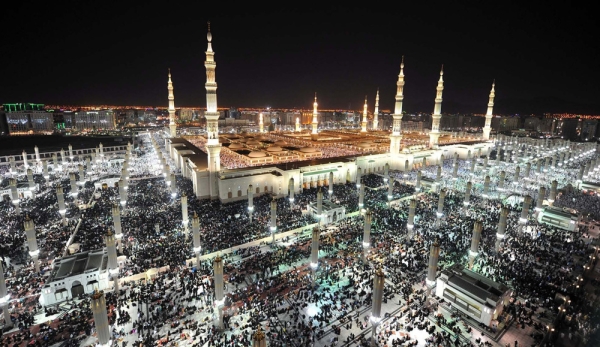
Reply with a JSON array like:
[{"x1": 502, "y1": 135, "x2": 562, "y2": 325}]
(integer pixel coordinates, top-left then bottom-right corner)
[
  {"x1": 70, "y1": 110, "x2": 116, "y2": 131},
  {"x1": 2, "y1": 103, "x2": 54, "y2": 135}
]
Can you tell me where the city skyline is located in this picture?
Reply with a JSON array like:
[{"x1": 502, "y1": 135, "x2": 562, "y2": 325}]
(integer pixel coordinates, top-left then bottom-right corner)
[{"x1": 2, "y1": 3, "x2": 599, "y2": 115}]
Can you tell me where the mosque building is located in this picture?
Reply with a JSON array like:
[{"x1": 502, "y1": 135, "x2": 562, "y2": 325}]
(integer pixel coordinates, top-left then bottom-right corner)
[{"x1": 164, "y1": 23, "x2": 494, "y2": 202}]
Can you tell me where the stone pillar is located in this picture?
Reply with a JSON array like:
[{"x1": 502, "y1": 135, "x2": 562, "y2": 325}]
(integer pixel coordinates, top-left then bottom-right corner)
[
  {"x1": 435, "y1": 189, "x2": 446, "y2": 227},
  {"x1": 483, "y1": 156, "x2": 489, "y2": 171},
  {"x1": 270, "y1": 198, "x2": 277, "y2": 244},
  {"x1": 0, "y1": 260, "x2": 13, "y2": 327},
  {"x1": 544, "y1": 156, "x2": 550, "y2": 172},
  {"x1": 520, "y1": 195, "x2": 532, "y2": 226},
  {"x1": 248, "y1": 185, "x2": 254, "y2": 220},
  {"x1": 27, "y1": 168, "x2": 35, "y2": 190},
  {"x1": 584, "y1": 162, "x2": 591, "y2": 178},
  {"x1": 22, "y1": 149, "x2": 28, "y2": 169},
  {"x1": 513, "y1": 165, "x2": 520, "y2": 184},
  {"x1": 111, "y1": 204, "x2": 123, "y2": 253},
  {"x1": 427, "y1": 239, "x2": 440, "y2": 285},
  {"x1": 181, "y1": 194, "x2": 189, "y2": 237},
  {"x1": 363, "y1": 210, "x2": 372, "y2": 261},
  {"x1": 106, "y1": 231, "x2": 119, "y2": 293},
  {"x1": 356, "y1": 167, "x2": 362, "y2": 187},
  {"x1": 42, "y1": 160, "x2": 49, "y2": 179},
  {"x1": 90, "y1": 291, "x2": 111, "y2": 346},
  {"x1": 119, "y1": 179, "x2": 127, "y2": 205},
  {"x1": 387, "y1": 177, "x2": 394, "y2": 203},
  {"x1": 407, "y1": 198, "x2": 416, "y2": 233},
  {"x1": 525, "y1": 162, "x2": 531, "y2": 178},
  {"x1": 192, "y1": 212, "x2": 201, "y2": 265},
  {"x1": 498, "y1": 171, "x2": 506, "y2": 190},
  {"x1": 463, "y1": 181, "x2": 472, "y2": 208},
  {"x1": 9, "y1": 178, "x2": 20, "y2": 214},
  {"x1": 469, "y1": 157, "x2": 476, "y2": 175},
  {"x1": 358, "y1": 184, "x2": 365, "y2": 210},
  {"x1": 56, "y1": 186, "x2": 66, "y2": 225},
  {"x1": 536, "y1": 159, "x2": 542, "y2": 175},
  {"x1": 68, "y1": 144, "x2": 73, "y2": 159},
  {"x1": 469, "y1": 221, "x2": 482, "y2": 269},
  {"x1": 213, "y1": 254, "x2": 225, "y2": 330},
  {"x1": 24, "y1": 215, "x2": 40, "y2": 273},
  {"x1": 536, "y1": 187, "x2": 546, "y2": 211},
  {"x1": 52, "y1": 153, "x2": 58, "y2": 168},
  {"x1": 78, "y1": 164, "x2": 85, "y2": 183},
  {"x1": 549, "y1": 180, "x2": 558, "y2": 205},
  {"x1": 577, "y1": 166, "x2": 585, "y2": 182},
  {"x1": 34, "y1": 145, "x2": 40, "y2": 162},
  {"x1": 415, "y1": 170, "x2": 422, "y2": 192},
  {"x1": 311, "y1": 226, "x2": 320, "y2": 284},
  {"x1": 328, "y1": 171, "x2": 334, "y2": 195},
  {"x1": 60, "y1": 148, "x2": 65, "y2": 165},
  {"x1": 452, "y1": 161, "x2": 458, "y2": 180},
  {"x1": 483, "y1": 176, "x2": 491, "y2": 197},
  {"x1": 170, "y1": 173, "x2": 177, "y2": 196},
  {"x1": 436, "y1": 165, "x2": 442, "y2": 182},
  {"x1": 370, "y1": 268, "x2": 385, "y2": 347},
  {"x1": 69, "y1": 173, "x2": 78, "y2": 196},
  {"x1": 99, "y1": 142, "x2": 104, "y2": 156},
  {"x1": 495, "y1": 207, "x2": 508, "y2": 252},
  {"x1": 316, "y1": 189, "x2": 323, "y2": 223},
  {"x1": 252, "y1": 327, "x2": 267, "y2": 347}
]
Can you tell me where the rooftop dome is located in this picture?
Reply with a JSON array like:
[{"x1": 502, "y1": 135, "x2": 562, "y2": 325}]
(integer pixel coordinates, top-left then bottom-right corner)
[
  {"x1": 248, "y1": 151, "x2": 267, "y2": 158},
  {"x1": 246, "y1": 140, "x2": 261, "y2": 146},
  {"x1": 266, "y1": 146, "x2": 283, "y2": 152},
  {"x1": 274, "y1": 140, "x2": 288, "y2": 146},
  {"x1": 229, "y1": 143, "x2": 244, "y2": 150},
  {"x1": 299, "y1": 147, "x2": 319, "y2": 153}
]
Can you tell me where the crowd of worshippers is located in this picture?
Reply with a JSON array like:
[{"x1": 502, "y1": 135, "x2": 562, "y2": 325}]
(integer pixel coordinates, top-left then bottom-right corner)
[{"x1": 2, "y1": 134, "x2": 600, "y2": 347}]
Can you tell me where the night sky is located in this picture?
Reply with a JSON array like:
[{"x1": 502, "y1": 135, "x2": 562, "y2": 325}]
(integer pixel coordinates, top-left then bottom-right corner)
[{"x1": 3, "y1": 3, "x2": 599, "y2": 114}]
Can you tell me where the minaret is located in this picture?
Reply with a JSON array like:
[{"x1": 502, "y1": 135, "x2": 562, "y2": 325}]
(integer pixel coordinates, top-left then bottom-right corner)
[
  {"x1": 295, "y1": 117, "x2": 300, "y2": 132},
  {"x1": 311, "y1": 93, "x2": 319, "y2": 135},
  {"x1": 168, "y1": 69, "x2": 177, "y2": 138},
  {"x1": 389, "y1": 57, "x2": 405, "y2": 156},
  {"x1": 483, "y1": 80, "x2": 495, "y2": 140},
  {"x1": 205, "y1": 22, "x2": 222, "y2": 199},
  {"x1": 429, "y1": 65, "x2": 444, "y2": 148},
  {"x1": 372, "y1": 88, "x2": 380, "y2": 130},
  {"x1": 361, "y1": 96, "x2": 368, "y2": 133},
  {"x1": 259, "y1": 112, "x2": 264, "y2": 133}
]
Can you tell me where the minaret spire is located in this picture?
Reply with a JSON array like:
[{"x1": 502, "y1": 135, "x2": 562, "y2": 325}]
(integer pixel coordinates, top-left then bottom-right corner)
[
  {"x1": 429, "y1": 64, "x2": 444, "y2": 148},
  {"x1": 311, "y1": 93, "x2": 318, "y2": 135},
  {"x1": 204, "y1": 22, "x2": 221, "y2": 199},
  {"x1": 389, "y1": 56, "x2": 405, "y2": 156},
  {"x1": 361, "y1": 95, "x2": 368, "y2": 133},
  {"x1": 168, "y1": 69, "x2": 177, "y2": 138},
  {"x1": 372, "y1": 88, "x2": 380, "y2": 130},
  {"x1": 482, "y1": 80, "x2": 495, "y2": 140},
  {"x1": 259, "y1": 112, "x2": 264, "y2": 133}
]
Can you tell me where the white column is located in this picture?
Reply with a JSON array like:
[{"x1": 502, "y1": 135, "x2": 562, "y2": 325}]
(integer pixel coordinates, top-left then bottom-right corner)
[{"x1": 91, "y1": 291, "x2": 111, "y2": 346}]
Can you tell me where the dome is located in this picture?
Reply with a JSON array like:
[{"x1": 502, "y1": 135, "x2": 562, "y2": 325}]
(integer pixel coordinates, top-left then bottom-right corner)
[
  {"x1": 274, "y1": 141, "x2": 288, "y2": 146},
  {"x1": 248, "y1": 151, "x2": 267, "y2": 158},
  {"x1": 229, "y1": 143, "x2": 244, "y2": 150},
  {"x1": 266, "y1": 146, "x2": 283, "y2": 152},
  {"x1": 299, "y1": 147, "x2": 319, "y2": 153},
  {"x1": 246, "y1": 140, "x2": 261, "y2": 146},
  {"x1": 357, "y1": 142, "x2": 373, "y2": 148}
]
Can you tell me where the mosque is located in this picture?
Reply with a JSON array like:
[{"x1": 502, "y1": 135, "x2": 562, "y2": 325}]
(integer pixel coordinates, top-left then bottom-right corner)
[{"x1": 163, "y1": 24, "x2": 495, "y2": 202}]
